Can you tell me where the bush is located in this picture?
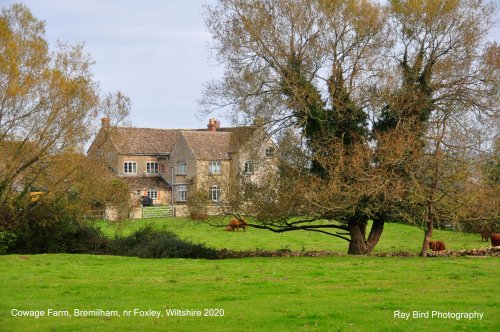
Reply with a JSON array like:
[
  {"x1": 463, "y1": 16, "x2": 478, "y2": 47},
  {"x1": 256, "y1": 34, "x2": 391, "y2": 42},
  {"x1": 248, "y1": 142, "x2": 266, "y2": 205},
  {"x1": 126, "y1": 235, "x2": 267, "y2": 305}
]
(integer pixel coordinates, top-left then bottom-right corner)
[
  {"x1": 10, "y1": 199, "x2": 108, "y2": 254},
  {"x1": 13, "y1": 220, "x2": 108, "y2": 254},
  {"x1": 0, "y1": 231, "x2": 17, "y2": 254},
  {"x1": 109, "y1": 225, "x2": 218, "y2": 259},
  {"x1": 4, "y1": 195, "x2": 217, "y2": 258}
]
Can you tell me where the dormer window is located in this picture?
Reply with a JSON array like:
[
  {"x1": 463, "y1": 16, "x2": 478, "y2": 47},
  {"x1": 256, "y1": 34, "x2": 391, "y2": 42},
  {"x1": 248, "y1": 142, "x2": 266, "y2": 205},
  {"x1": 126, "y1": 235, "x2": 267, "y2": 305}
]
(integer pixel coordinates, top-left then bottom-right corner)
[
  {"x1": 208, "y1": 161, "x2": 221, "y2": 174},
  {"x1": 123, "y1": 161, "x2": 137, "y2": 174}
]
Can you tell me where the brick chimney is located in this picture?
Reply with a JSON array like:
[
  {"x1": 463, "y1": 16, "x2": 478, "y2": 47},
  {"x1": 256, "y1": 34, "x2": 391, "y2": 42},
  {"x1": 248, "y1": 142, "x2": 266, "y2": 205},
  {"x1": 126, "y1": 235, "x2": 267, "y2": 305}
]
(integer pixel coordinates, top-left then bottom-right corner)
[
  {"x1": 101, "y1": 117, "x2": 110, "y2": 129},
  {"x1": 207, "y1": 118, "x2": 220, "y2": 132}
]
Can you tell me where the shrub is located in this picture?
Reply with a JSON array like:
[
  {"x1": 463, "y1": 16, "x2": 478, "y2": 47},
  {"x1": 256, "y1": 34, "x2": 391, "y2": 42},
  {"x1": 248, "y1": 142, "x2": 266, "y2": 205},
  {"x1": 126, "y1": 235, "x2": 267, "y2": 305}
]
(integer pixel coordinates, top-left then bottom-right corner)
[
  {"x1": 0, "y1": 231, "x2": 17, "y2": 254},
  {"x1": 11, "y1": 199, "x2": 108, "y2": 254},
  {"x1": 109, "y1": 225, "x2": 218, "y2": 259}
]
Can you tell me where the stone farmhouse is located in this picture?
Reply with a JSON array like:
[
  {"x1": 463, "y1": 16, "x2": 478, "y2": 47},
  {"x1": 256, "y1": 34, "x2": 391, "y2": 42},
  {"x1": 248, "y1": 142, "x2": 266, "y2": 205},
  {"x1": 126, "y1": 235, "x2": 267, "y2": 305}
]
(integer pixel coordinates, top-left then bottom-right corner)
[{"x1": 87, "y1": 117, "x2": 274, "y2": 217}]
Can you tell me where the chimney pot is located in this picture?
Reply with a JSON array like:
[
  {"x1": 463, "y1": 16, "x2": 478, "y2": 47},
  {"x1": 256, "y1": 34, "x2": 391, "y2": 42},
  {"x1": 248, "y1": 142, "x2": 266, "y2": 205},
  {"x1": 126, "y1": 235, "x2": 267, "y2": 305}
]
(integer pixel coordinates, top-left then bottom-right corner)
[
  {"x1": 101, "y1": 117, "x2": 110, "y2": 129},
  {"x1": 207, "y1": 118, "x2": 218, "y2": 132}
]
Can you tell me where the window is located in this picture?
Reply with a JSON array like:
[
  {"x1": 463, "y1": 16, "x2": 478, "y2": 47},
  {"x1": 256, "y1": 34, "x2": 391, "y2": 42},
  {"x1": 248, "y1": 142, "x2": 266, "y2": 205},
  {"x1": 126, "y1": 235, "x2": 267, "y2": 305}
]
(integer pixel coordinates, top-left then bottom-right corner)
[
  {"x1": 244, "y1": 161, "x2": 254, "y2": 174},
  {"x1": 177, "y1": 161, "x2": 187, "y2": 175},
  {"x1": 265, "y1": 147, "x2": 274, "y2": 158},
  {"x1": 177, "y1": 185, "x2": 187, "y2": 202},
  {"x1": 208, "y1": 161, "x2": 221, "y2": 174},
  {"x1": 123, "y1": 162, "x2": 137, "y2": 174},
  {"x1": 147, "y1": 190, "x2": 158, "y2": 199},
  {"x1": 209, "y1": 185, "x2": 221, "y2": 202},
  {"x1": 146, "y1": 162, "x2": 159, "y2": 174}
]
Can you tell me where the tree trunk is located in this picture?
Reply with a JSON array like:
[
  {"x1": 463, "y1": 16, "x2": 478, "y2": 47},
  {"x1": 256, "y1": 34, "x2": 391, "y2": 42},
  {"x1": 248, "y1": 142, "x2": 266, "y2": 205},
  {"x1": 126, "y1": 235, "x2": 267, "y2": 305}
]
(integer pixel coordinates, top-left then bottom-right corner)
[
  {"x1": 347, "y1": 219, "x2": 384, "y2": 255},
  {"x1": 348, "y1": 220, "x2": 367, "y2": 254},
  {"x1": 366, "y1": 219, "x2": 385, "y2": 252},
  {"x1": 420, "y1": 201, "x2": 435, "y2": 257},
  {"x1": 420, "y1": 221, "x2": 433, "y2": 257}
]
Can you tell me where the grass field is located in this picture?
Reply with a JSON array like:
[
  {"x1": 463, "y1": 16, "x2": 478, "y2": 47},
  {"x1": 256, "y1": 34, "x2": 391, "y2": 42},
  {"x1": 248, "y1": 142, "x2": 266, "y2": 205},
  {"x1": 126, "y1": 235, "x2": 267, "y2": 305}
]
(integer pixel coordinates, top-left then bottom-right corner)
[
  {"x1": 0, "y1": 254, "x2": 498, "y2": 331},
  {"x1": 1, "y1": 219, "x2": 498, "y2": 331},
  {"x1": 95, "y1": 217, "x2": 488, "y2": 253}
]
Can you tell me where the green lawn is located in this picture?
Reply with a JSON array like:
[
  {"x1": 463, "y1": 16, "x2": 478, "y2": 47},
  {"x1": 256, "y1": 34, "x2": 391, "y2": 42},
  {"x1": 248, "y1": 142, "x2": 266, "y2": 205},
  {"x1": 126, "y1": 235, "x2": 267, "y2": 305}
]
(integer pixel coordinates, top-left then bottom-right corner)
[
  {"x1": 94, "y1": 218, "x2": 488, "y2": 254},
  {"x1": 1, "y1": 219, "x2": 497, "y2": 331},
  {"x1": 0, "y1": 254, "x2": 498, "y2": 331}
]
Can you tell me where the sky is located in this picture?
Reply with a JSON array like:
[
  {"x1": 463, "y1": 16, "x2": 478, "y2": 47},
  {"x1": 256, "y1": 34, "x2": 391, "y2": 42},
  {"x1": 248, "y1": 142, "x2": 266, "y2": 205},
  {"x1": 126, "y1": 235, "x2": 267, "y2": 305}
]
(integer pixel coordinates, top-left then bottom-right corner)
[
  {"x1": 2, "y1": 0, "x2": 224, "y2": 130},
  {"x1": 2, "y1": 0, "x2": 499, "y2": 131}
]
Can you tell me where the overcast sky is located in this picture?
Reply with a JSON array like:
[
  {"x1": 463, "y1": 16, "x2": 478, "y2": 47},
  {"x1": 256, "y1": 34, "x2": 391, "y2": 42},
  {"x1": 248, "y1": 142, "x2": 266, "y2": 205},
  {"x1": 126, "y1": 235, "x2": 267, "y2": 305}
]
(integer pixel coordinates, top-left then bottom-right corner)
[
  {"x1": 2, "y1": 0, "x2": 499, "y2": 131},
  {"x1": 3, "y1": 0, "x2": 223, "y2": 129}
]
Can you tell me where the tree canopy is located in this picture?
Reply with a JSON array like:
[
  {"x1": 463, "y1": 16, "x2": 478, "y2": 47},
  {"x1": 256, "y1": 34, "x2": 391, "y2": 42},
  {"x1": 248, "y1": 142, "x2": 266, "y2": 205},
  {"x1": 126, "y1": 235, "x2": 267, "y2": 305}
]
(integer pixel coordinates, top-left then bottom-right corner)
[
  {"x1": 0, "y1": 4, "x2": 130, "y2": 229},
  {"x1": 202, "y1": 0, "x2": 499, "y2": 254}
]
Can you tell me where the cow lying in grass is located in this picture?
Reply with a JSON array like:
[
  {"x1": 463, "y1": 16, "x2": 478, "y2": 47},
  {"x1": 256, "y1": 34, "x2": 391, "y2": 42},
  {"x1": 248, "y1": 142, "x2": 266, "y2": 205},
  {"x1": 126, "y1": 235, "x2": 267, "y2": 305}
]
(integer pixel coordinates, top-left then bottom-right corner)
[
  {"x1": 491, "y1": 233, "x2": 500, "y2": 247},
  {"x1": 225, "y1": 218, "x2": 248, "y2": 232},
  {"x1": 429, "y1": 240, "x2": 446, "y2": 251}
]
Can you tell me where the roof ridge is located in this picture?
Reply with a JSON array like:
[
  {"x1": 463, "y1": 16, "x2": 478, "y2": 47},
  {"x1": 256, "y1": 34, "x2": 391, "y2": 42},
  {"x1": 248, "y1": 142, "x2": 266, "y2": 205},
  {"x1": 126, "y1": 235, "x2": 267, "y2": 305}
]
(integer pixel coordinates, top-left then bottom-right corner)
[
  {"x1": 112, "y1": 126, "x2": 242, "y2": 132},
  {"x1": 112, "y1": 126, "x2": 182, "y2": 131},
  {"x1": 181, "y1": 129, "x2": 231, "y2": 134}
]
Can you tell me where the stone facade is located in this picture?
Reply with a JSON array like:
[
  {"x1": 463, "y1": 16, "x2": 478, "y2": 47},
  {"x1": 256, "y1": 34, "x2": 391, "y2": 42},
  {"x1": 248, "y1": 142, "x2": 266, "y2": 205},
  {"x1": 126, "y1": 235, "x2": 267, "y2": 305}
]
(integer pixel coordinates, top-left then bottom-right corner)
[
  {"x1": 87, "y1": 118, "x2": 274, "y2": 218},
  {"x1": 168, "y1": 133, "x2": 197, "y2": 204}
]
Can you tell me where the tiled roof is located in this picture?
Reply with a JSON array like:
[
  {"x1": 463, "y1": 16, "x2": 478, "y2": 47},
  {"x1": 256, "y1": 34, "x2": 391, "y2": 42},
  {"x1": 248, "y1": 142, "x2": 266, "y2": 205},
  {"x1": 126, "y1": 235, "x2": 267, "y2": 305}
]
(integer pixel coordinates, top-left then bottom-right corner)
[
  {"x1": 109, "y1": 127, "x2": 180, "y2": 155},
  {"x1": 99, "y1": 124, "x2": 255, "y2": 160},
  {"x1": 120, "y1": 176, "x2": 171, "y2": 190},
  {"x1": 181, "y1": 131, "x2": 232, "y2": 160}
]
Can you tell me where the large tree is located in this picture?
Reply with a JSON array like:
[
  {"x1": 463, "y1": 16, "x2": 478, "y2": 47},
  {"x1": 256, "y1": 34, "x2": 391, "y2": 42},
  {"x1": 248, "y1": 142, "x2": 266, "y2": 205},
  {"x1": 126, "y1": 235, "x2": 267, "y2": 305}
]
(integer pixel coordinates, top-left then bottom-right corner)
[
  {"x1": 202, "y1": 0, "x2": 393, "y2": 254},
  {"x1": 202, "y1": 0, "x2": 498, "y2": 254},
  {"x1": 377, "y1": 0, "x2": 499, "y2": 255},
  {"x1": 0, "y1": 4, "x2": 130, "y2": 229}
]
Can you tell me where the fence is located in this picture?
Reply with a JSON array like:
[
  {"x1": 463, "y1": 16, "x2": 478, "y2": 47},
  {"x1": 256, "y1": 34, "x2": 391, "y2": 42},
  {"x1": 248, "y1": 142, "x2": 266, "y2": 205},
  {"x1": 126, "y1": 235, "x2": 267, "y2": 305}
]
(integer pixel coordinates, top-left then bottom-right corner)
[{"x1": 142, "y1": 205, "x2": 174, "y2": 218}]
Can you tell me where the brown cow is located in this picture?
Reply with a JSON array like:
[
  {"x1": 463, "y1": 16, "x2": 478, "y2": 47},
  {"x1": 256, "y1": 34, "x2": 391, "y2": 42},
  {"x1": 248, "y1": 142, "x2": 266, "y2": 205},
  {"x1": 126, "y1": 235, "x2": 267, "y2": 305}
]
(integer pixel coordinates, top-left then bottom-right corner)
[
  {"x1": 429, "y1": 240, "x2": 446, "y2": 251},
  {"x1": 225, "y1": 218, "x2": 248, "y2": 232},
  {"x1": 480, "y1": 230, "x2": 490, "y2": 242},
  {"x1": 491, "y1": 233, "x2": 500, "y2": 247}
]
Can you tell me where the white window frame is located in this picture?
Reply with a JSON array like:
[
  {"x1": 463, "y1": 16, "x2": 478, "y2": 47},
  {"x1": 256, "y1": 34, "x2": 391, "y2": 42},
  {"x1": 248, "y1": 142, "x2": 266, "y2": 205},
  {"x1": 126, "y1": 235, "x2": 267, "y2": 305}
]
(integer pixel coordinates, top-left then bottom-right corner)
[
  {"x1": 147, "y1": 190, "x2": 158, "y2": 200},
  {"x1": 146, "y1": 162, "x2": 159, "y2": 174},
  {"x1": 208, "y1": 160, "x2": 221, "y2": 175},
  {"x1": 177, "y1": 161, "x2": 187, "y2": 175},
  {"x1": 244, "y1": 160, "x2": 254, "y2": 174},
  {"x1": 177, "y1": 185, "x2": 187, "y2": 202},
  {"x1": 123, "y1": 161, "x2": 137, "y2": 174},
  {"x1": 209, "y1": 185, "x2": 221, "y2": 202}
]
